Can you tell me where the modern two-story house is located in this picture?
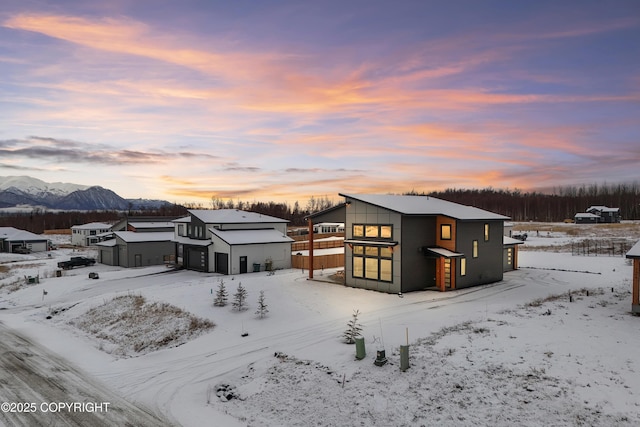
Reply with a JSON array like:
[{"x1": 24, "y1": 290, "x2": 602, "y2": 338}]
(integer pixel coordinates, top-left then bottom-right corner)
[
  {"x1": 173, "y1": 209, "x2": 293, "y2": 274},
  {"x1": 308, "y1": 194, "x2": 510, "y2": 293}
]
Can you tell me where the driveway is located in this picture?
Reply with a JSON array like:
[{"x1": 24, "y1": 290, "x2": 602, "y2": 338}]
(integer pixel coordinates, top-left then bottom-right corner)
[{"x1": 0, "y1": 322, "x2": 173, "y2": 427}]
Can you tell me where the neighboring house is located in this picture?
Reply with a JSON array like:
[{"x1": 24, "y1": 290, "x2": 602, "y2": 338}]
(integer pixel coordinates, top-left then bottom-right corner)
[
  {"x1": 111, "y1": 216, "x2": 180, "y2": 232},
  {"x1": 173, "y1": 209, "x2": 293, "y2": 274},
  {"x1": 0, "y1": 227, "x2": 49, "y2": 253},
  {"x1": 71, "y1": 222, "x2": 113, "y2": 246},
  {"x1": 574, "y1": 213, "x2": 600, "y2": 224},
  {"x1": 307, "y1": 194, "x2": 510, "y2": 293},
  {"x1": 313, "y1": 222, "x2": 345, "y2": 234},
  {"x1": 626, "y1": 240, "x2": 640, "y2": 314},
  {"x1": 96, "y1": 231, "x2": 174, "y2": 268},
  {"x1": 503, "y1": 236, "x2": 524, "y2": 271},
  {"x1": 575, "y1": 206, "x2": 621, "y2": 224}
]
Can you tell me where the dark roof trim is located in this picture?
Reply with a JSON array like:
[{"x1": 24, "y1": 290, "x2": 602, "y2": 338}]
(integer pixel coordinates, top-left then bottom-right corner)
[
  {"x1": 304, "y1": 202, "x2": 347, "y2": 221},
  {"x1": 344, "y1": 239, "x2": 398, "y2": 247}
]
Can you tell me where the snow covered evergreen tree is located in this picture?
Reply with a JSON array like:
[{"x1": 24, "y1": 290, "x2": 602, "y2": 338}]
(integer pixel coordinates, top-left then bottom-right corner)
[
  {"x1": 343, "y1": 309, "x2": 363, "y2": 344},
  {"x1": 255, "y1": 290, "x2": 269, "y2": 319},
  {"x1": 232, "y1": 282, "x2": 248, "y2": 311},
  {"x1": 213, "y1": 279, "x2": 228, "y2": 307}
]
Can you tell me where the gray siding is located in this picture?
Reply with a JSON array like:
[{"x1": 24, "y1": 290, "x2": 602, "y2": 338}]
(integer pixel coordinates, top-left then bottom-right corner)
[
  {"x1": 344, "y1": 199, "x2": 402, "y2": 293},
  {"x1": 400, "y1": 216, "x2": 437, "y2": 292},
  {"x1": 115, "y1": 237, "x2": 174, "y2": 268},
  {"x1": 455, "y1": 220, "x2": 504, "y2": 289}
]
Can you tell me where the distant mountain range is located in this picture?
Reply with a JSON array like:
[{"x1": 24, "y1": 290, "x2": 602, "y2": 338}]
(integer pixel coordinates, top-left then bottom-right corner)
[{"x1": 0, "y1": 176, "x2": 172, "y2": 211}]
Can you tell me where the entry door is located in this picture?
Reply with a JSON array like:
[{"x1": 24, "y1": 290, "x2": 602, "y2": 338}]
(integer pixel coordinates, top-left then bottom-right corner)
[
  {"x1": 444, "y1": 258, "x2": 452, "y2": 289},
  {"x1": 240, "y1": 256, "x2": 247, "y2": 274}
]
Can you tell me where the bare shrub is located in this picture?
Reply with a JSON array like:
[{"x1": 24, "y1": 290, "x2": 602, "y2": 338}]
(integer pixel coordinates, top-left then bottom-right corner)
[{"x1": 72, "y1": 294, "x2": 215, "y2": 357}]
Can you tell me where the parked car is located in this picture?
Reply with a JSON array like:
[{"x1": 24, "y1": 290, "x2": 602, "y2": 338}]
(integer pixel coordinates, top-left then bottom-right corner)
[
  {"x1": 512, "y1": 233, "x2": 528, "y2": 241},
  {"x1": 57, "y1": 256, "x2": 96, "y2": 270}
]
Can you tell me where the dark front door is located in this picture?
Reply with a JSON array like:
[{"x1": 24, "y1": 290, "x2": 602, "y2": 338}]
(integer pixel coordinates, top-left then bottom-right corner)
[{"x1": 239, "y1": 256, "x2": 247, "y2": 274}]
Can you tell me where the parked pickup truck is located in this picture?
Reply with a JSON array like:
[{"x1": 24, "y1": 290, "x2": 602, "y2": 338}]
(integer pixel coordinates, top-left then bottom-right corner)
[{"x1": 57, "y1": 256, "x2": 96, "y2": 270}]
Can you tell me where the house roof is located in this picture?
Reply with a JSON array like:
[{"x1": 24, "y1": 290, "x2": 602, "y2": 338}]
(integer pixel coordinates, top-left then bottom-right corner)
[
  {"x1": 189, "y1": 209, "x2": 288, "y2": 224},
  {"x1": 0, "y1": 227, "x2": 47, "y2": 242},
  {"x1": 340, "y1": 194, "x2": 510, "y2": 220},
  {"x1": 575, "y1": 213, "x2": 599, "y2": 218},
  {"x1": 114, "y1": 231, "x2": 174, "y2": 243},
  {"x1": 587, "y1": 206, "x2": 619, "y2": 213},
  {"x1": 210, "y1": 228, "x2": 293, "y2": 245},
  {"x1": 95, "y1": 239, "x2": 117, "y2": 247},
  {"x1": 71, "y1": 222, "x2": 113, "y2": 230},
  {"x1": 173, "y1": 236, "x2": 211, "y2": 246},
  {"x1": 626, "y1": 240, "x2": 640, "y2": 259},
  {"x1": 129, "y1": 221, "x2": 174, "y2": 229},
  {"x1": 503, "y1": 236, "x2": 525, "y2": 245}
]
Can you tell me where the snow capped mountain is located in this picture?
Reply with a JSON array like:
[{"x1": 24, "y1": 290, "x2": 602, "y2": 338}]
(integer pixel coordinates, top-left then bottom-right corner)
[
  {"x1": 0, "y1": 176, "x2": 171, "y2": 211},
  {"x1": 0, "y1": 175, "x2": 89, "y2": 197}
]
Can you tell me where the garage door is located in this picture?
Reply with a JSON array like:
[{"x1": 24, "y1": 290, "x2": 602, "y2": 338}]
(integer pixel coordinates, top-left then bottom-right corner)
[
  {"x1": 188, "y1": 247, "x2": 207, "y2": 271},
  {"x1": 215, "y1": 252, "x2": 228, "y2": 275}
]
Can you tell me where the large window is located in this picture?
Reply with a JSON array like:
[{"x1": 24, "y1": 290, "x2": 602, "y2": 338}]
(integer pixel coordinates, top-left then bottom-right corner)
[{"x1": 352, "y1": 244, "x2": 393, "y2": 282}]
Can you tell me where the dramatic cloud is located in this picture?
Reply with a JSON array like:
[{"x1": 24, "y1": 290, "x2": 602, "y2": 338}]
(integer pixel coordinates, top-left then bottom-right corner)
[{"x1": 1, "y1": 2, "x2": 638, "y2": 202}]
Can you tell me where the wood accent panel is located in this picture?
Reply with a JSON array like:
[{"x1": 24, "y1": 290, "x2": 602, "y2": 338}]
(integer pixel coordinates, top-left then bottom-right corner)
[{"x1": 436, "y1": 216, "x2": 456, "y2": 252}]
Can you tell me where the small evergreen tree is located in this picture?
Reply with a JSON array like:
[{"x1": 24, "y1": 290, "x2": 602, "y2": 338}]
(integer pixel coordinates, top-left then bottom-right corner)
[
  {"x1": 213, "y1": 279, "x2": 228, "y2": 307},
  {"x1": 255, "y1": 290, "x2": 269, "y2": 319},
  {"x1": 343, "y1": 309, "x2": 363, "y2": 344},
  {"x1": 232, "y1": 282, "x2": 248, "y2": 311}
]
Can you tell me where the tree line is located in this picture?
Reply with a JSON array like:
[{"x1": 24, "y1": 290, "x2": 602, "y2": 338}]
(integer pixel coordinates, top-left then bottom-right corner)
[
  {"x1": 2, "y1": 182, "x2": 638, "y2": 234},
  {"x1": 418, "y1": 182, "x2": 640, "y2": 222}
]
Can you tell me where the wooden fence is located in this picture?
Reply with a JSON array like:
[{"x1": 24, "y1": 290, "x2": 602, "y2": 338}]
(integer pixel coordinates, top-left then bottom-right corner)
[
  {"x1": 291, "y1": 238, "x2": 344, "y2": 252},
  {"x1": 291, "y1": 253, "x2": 344, "y2": 270}
]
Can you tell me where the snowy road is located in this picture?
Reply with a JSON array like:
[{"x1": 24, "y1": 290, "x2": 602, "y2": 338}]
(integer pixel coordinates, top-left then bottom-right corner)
[{"x1": 0, "y1": 322, "x2": 173, "y2": 427}]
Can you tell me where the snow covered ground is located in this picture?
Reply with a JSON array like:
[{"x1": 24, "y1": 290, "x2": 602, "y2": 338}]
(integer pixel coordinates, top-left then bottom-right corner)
[{"x1": 1, "y1": 224, "x2": 639, "y2": 426}]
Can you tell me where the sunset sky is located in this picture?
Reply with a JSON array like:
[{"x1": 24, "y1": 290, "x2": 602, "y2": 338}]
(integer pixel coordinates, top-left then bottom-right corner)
[{"x1": 1, "y1": 0, "x2": 639, "y2": 206}]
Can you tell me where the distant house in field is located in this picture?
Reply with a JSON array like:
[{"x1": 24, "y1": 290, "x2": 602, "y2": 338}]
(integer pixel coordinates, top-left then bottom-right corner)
[
  {"x1": 0, "y1": 227, "x2": 49, "y2": 253},
  {"x1": 574, "y1": 206, "x2": 621, "y2": 224},
  {"x1": 307, "y1": 194, "x2": 510, "y2": 293},
  {"x1": 574, "y1": 213, "x2": 600, "y2": 224},
  {"x1": 71, "y1": 222, "x2": 113, "y2": 246},
  {"x1": 173, "y1": 209, "x2": 293, "y2": 274},
  {"x1": 96, "y1": 231, "x2": 174, "y2": 267},
  {"x1": 626, "y1": 240, "x2": 640, "y2": 314},
  {"x1": 313, "y1": 222, "x2": 345, "y2": 234}
]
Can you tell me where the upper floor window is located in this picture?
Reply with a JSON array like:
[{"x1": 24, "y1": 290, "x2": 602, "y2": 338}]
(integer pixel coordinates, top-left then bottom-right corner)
[
  {"x1": 472, "y1": 240, "x2": 478, "y2": 258},
  {"x1": 484, "y1": 223, "x2": 490, "y2": 241},
  {"x1": 441, "y1": 224, "x2": 452, "y2": 240},
  {"x1": 352, "y1": 224, "x2": 392, "y2": 239}
]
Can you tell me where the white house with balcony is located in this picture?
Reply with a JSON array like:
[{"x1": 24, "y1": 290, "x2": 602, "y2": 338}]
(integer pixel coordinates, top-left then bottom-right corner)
[{"x1": 71, "y1": 222, "x2": 113, "y2": 246}]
